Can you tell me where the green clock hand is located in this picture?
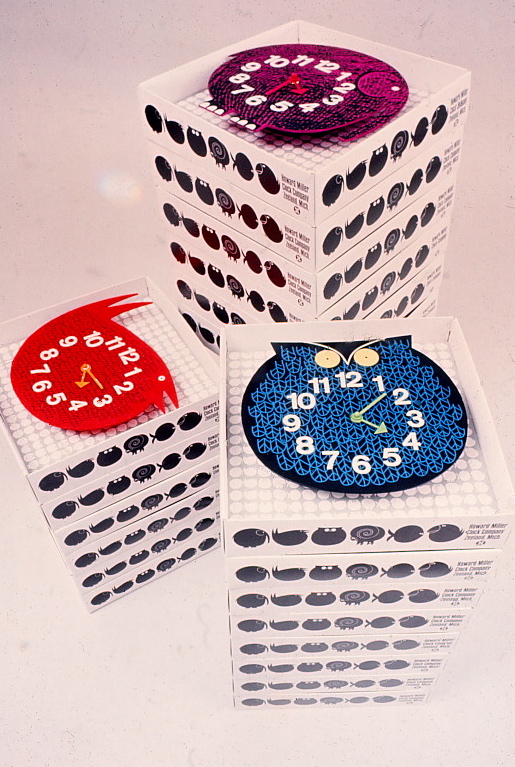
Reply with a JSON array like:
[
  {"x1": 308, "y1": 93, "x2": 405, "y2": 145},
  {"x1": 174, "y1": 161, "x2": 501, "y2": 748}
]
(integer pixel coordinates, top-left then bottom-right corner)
[
  {"x1": 352, "y1": 391, "x2": 387, "y2": 417},
  {"x1": 350, "y1": 392, "x2": 388, "y2": 433},
  {"x1": 352, "y1": 416, "x2": 388, "y2": 434}
]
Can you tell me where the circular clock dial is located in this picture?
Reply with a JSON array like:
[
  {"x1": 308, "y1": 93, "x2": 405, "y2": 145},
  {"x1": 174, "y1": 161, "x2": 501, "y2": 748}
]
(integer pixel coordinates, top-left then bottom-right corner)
[
  {"x1": 204, "y1": 44, "x2": 409, "y2": 136},
  {"x1": 10, "y1": 295, "x2": 178, "y2": 431},
  {"x1": 241, "y1": 336, "x2": 467, "y2": 494}
]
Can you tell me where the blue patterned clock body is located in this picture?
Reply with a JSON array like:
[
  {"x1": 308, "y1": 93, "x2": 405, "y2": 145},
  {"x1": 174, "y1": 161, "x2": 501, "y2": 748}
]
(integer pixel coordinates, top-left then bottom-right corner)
[{"x1": 241, "y1": 336, "x2": 467, "y2": 494}]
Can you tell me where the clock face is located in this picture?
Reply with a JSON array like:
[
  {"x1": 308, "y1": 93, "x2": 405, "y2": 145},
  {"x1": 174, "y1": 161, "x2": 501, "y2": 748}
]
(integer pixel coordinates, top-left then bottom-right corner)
[
  {"x1": 241, "y1": 336, "x2": 467, "y2": 494},
  {"x1": 203, "y1": 44, "x2": 409, "y2": 137},
  {"x1": 10, "y1": 294, "x2": 179, "y2": 431}
]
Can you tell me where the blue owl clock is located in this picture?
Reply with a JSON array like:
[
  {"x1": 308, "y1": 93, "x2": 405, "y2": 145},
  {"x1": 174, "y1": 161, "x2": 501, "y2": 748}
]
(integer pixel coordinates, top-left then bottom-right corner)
[{"x1": 241, "y1": 336, "x2": 468, "y2": 494}]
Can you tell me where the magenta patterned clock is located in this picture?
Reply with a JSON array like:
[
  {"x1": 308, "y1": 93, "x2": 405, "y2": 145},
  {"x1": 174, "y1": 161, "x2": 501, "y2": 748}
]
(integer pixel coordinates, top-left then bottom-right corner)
[{"x1": 202, "y1": 44, "x2": 409, "y2": 137}]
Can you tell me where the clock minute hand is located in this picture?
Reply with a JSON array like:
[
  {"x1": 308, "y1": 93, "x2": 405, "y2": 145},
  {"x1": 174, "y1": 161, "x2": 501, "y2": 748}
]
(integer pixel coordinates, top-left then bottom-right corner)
[
  {"x1": 354, "y1": 392, "x2": 387, "y2": 417},
  {"x1": 76, "y1": 363, "x2": 104, "y2": 390},
  {"x1": 265, "y1": 73, "x2": 308, "y2": 96},
  {"x1": 349, "y1": 392, "x2": 388, "y2": 433}
]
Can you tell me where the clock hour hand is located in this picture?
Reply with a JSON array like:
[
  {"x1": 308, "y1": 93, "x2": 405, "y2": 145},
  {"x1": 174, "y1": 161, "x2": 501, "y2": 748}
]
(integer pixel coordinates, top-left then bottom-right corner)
[
  {"x1": 265, "y1": 73, "x2": 308, "y2": 96},
  {"x1": 76, "y1": 363, "x2": 104, "y2": 390},
  {"x1": 350, "y1": 392, "x2": 388, "y2": 433}
]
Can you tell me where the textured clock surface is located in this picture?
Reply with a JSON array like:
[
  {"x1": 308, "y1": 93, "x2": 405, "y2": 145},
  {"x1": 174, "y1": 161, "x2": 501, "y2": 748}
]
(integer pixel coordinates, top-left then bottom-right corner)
[
  {"x1": 241, "y1": 336, "x2": 467, "y2": 494},
  {"x1": 227, "y1": 341, "x2": 495, "y2": 520},
  {"x1": 0, "y1": 302, "x2": 217, "y2": 471},
  {"x1": 205, "y1": 44, "x2": 409, "y2": 136},
  {"x1": 10, "y1": 295, "x2": 179, "y2": 431}
]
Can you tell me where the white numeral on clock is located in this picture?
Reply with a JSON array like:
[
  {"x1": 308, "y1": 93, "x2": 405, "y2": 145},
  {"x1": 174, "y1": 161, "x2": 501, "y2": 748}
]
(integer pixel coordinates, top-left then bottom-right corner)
[
  {"x1": 334, "y1": 83, "x2": 356, "y2": 94},
  {"x1": 352, "y1": 455, "x2": 372, "y2": 474},
  {"x1": 299, "y1": 102, "x2": 320, "y2": 113},
  {"x1": 229, "y1": 73, "x2": 250, "y2": 84},
  {"x1": 113, "y1": 381, "x2": 134, "y2": 394},
  {"x1": 322, "y1": 94, "x2": 344, "y2": 106},
  {"x1": 286, "y1": 392, "x2": 317, "y2": 410},
  {"x1": 32, "y1": 380, "x2": 52, "y2": 393},
  {"x1": 393, "y1": 388, "x2": 412, "y2": 405},
  {"x1": 322, "y1": 450, "x2": 340, "y2": 470},
  {"x1": 383, "y1": 447, "x2": 402, "y2": 467},
  {"x1": 231, "y1": 83, "x2": 254, "y2": 95},
  {"x1": 69, "y1": 400, "x2": 88, "y2": 411},
  {"x1": 246, "y1": 94, "x2": 267, "y2": 106},
  {"x1": 308, "y1": 376, "x2": 331, "y2": 394},
  {"x1": 93, "y1": 394, "x2": 113, "y2": 408},
  {"x1": 30, "y1": 364, "x2": 51, "y2": 375},
  {"x1": 296, "y1": 435, "x2": 315, "y2": 454},
  {"x1": 335, "y1": 371, "x2": 363, "y2": 388},
  {"x1": 406, "y1": 410, "x2": 425, "y2": 428},
  {"x1": 314, "y1": 60, "x2": 339, "y2": 73},
  {"x1": 241, "y1": 62, "x2": 261, "y2": 72},
  {"x1": 59, "y1": 336, "x2": 77, "y2": 348},
  {"x1": 291, "y1": 55, "x2": 315, "y2": 66},
  {"x1": 282, "y1": 414, "x2": 301, "y2": 432},
  {"x1": 46, "y1": 392, "x2": 66, "y2": 406},
  {"x1": 270, "y1": 100, "x2": 294, "y2": 112},
  {"x1": 403, "y1": 431, "x2": 421, "y2": 450}
]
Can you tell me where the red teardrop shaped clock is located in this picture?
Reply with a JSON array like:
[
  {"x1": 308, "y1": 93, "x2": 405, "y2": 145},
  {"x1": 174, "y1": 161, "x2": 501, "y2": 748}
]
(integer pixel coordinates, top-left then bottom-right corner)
[{"x1": 10, "y1": 294, "x2": 179, "y2": 431}]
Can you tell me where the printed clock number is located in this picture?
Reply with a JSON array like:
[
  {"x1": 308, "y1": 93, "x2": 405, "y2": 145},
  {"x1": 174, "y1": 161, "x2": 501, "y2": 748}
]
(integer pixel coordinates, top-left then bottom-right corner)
[
  {"x1": 245, "y1": 94, "x2": 268, "y2": 106},
  {"x1": 402, "y1": 431, "x2": 421, "y2": 450},
  {"x1": 296, "y1": 435, "x2": 315, "y2": 454},
  {"x1": 282, "y1": 414, "x2": 301, "y2": 432},
  {"x1": 93, "y1": 394, "x2": 113, "y2": 408},
  {"x1": 32, "y1": 379, "x2": 51, "y2": 393},
  {"x1": 113, "y1": 381, "x2": 134, "y2": 394},
  {"x1": 406, "y1": 409, "x2": 425, "y2": 428},
  {"x1": 393, "y1": 388, "x2": 412, "y2": 405},
  {"x1": 231, "y1": 83, "x2": 254, "y2": 95},
  {"x1": 40, "y1": 348, "x2": 59, "y2": 361},
  {"x1": 270, "y1": 100, "x2": 294, "y2": 112},
  {"x1": 322, "y1": 450, "x2": 339, "y2": 470},
  {"x1": 59, "y1": 336, "x2": 77, "y2": 348},
  {"x1": 46, "y1": 392, "x2": 66, "y2": 406},
  {"x1": 286, "y1": 392, "x2": 317, "y2": 410},
  {"x1": 229, "y1": 73, "x2": 251, "y2": 84},
  {"x1": 299, "y1": 103, "x2": 320, "y2": 113},
  {"x1": 335, "y1": 371, "x2": 363, "y2": 388}
]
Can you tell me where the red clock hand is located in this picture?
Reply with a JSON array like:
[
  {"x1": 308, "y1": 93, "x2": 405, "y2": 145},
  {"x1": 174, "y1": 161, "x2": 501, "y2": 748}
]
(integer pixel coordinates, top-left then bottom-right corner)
[{"x1": 265, "y1": 73, "x2": 308, "y2": 96}]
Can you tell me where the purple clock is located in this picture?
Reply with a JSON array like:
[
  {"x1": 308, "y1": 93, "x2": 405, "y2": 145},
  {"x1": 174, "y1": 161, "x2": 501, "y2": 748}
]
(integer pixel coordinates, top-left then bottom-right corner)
[{"x1": 202, "y1": 44, "x2": 409, "y2": 138}]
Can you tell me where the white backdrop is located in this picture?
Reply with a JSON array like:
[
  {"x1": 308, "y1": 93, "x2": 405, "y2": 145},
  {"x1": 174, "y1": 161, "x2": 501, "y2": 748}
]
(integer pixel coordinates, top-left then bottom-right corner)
[{"x1": 1, "y1": 2, "x2": 514, "y2": 765}]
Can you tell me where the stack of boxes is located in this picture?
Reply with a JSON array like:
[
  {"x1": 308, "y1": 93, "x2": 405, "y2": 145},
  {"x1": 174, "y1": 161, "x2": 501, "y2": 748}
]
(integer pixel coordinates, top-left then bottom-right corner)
[
  {"x1": 0, "y1": 278, "x2": 220, "y2": 610},
  {"x1": 220, "y1": 318, "x2": 514, "y2": 708},
  {"x1": 138, "y1": 20, "x2": 470, "y2": 351}
]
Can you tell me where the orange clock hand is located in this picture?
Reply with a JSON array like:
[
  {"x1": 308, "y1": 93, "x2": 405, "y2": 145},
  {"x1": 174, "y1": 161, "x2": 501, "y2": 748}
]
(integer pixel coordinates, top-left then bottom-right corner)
[{"x1": 76, "y1": 363, "x2": 104, "y2": 389}]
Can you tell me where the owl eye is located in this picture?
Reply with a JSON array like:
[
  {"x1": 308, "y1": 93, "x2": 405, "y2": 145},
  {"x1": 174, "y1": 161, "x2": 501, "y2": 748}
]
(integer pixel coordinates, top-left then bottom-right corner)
[
  {"x1": 314, "y1": 349, "x2": 341, "y2": 368},
  {"x1": 352, "y1": 348, "x2": 380, "y2": 366}
]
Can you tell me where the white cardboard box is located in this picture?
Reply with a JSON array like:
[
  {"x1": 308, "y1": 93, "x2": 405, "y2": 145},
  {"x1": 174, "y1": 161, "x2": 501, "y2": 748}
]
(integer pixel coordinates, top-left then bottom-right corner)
[
  {"x1": 152, "y1": 129, "x2": 462, "y2": 272},
  {"x1": 220, "y1": 318, "x2": 514, "y2": 554},
  {"x1": 139, "y1": 20, "x2": 470, "y2": 226},
  {"x1": 0, "y1": 278, "x2": 221, "y2": 607}
]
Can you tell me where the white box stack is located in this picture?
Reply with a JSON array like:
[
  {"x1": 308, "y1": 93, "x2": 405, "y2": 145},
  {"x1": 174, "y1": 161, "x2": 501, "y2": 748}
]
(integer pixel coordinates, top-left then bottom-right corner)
[
  {"x1": 0, "y1": 278, "x2": 221, "y2": 610},
  {"x1": 220, "y1": 318, "x2": 514, "y2": 708},
  {"x1": 139, "y1": 20, "x2": 470, "y2": 348}
]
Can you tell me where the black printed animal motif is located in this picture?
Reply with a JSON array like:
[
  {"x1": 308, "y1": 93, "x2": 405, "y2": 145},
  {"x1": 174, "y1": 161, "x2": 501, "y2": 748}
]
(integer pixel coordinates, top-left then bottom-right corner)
[
  {"x1": 187, "y1": 127, "x2": 207, "y2": 156},
  {"x1": 322, "y1": 175, "x2": 344, "y2": 206}
]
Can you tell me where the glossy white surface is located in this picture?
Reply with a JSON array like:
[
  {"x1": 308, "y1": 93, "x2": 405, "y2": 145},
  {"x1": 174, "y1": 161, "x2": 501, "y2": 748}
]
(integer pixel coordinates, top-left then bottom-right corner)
[{"x1": 1, "y1": 3, "x2": 514, "y2": 765}]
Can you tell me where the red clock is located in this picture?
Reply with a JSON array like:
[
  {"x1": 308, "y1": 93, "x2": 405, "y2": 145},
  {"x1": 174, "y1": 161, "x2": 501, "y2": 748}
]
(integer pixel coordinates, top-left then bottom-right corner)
[
  {"x1": 202, "y1": 44, "x2": 409, "y2": 138},
  {"x1": 10, "y1": 294, "x2": 179, "y2": 431}
]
